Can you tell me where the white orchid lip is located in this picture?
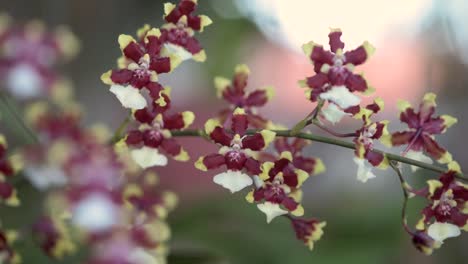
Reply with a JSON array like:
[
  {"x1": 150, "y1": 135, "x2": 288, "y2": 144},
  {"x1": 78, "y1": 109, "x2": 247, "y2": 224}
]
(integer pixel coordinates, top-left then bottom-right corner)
[
  {"x1": 257, "y1": 202, "x2": 288, "y2": 223},
  {"x1": 130, "y1": 146, "x2": 168, "y2": 169},
  {"x1": 213, "y1": 170, "x2": 253, "y2": 193},
  {"x1": 320, "y1": 85, "x2": 360, "y2": 109},
  {"x1": 321, "y1": 103, "x2": 347, "y2": 124},
  {"x1": 427, "y1": 222, "x2": 461, "y2": 243},
  {"x1": 354, "y1": 157, "x2": 376, "y2": 183},
  {"x1": 162, "y1": 43, "x2": 192, "y2": 61},
  {"x1": 109, "y1": 84, "x2": 147, "y2": 110}
]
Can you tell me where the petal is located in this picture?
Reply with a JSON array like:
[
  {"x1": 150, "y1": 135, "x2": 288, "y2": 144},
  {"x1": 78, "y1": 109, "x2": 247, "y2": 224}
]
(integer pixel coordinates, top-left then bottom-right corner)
[
  {"x1": 422, "y1": 135, "x2": 452, "y2": 163},
  {"x1": 321, "y1": 103, "x2": 347, "y2": 124},
  {"x1": 406, "y1": 150, "x2": 433, "y2": 172},
  {"x1": 195, "y1": 154, "x2": 226, "y2": 171},
  {"x1": 328, "y1": 29, "x2": 345, "y2": 52},
  {"x1": 231, "y1": 108, "x2": 248, "y2": 135},
  {"x1": 245, "y1": 88, "x2": 273, "y2": 107},
  {"x1": 130, "y1": 146, "x2": 168, "y2": 169},
  {"x1": 427, "y1": 222, "x2": 461, "y2": 242},
  {"x1": 344, "y1": 41, "x2": 375, "y2": 66},
  {"x1": 306, "y1": 73, "x2": 329, "y2": 88},
  {"x1": 354, "y1": 157, "x2": 376, "y2": 183},
  {"x1": 109, "y1": 84, "x2": 147, "y2": 110},
  {"x1": 213, "y1": 170, "x2": 253, "y2": 193},
  {"x1": 210, "y1": 126, "x2": 233, "y2": 146},
  {"x1": 257, "y1": 202, "x2": 288, "y2": 223},
  {"x1": 319, "y1": 85, "x2": 360, "y2": 109}
]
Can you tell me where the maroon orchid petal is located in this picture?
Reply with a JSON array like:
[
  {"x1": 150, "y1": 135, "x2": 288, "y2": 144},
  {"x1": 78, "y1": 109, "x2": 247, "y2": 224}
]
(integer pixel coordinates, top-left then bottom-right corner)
[
  {"x1": 306, "y1": 73, "x2": 329, "y2": 88},
  {"x1": 391, "y1": 131, "x2": 415, "y2": 147},
  {"x1": 242, "y1": 133, "x2": 266, "y2": 151},
  {"x1": 246, "y1": 114, "x2": 268, "y2": 129},
  {"x1": 145, "y1": 82, "x2": 164, "y2": 100},
  {"x1": 282, "y1": 196, "x2": 299, "y2": 211},
  {"x1": 310, "y1": 46, "x2": 334, "y2": 72},
  {"x1": 163, "y1": 113, "x2": 185, "y2": 130},
  {"x1": 400, "y1": 109, "x2": 420, "y2": 129},
  {"x1": 422, "y1": 117, "x2": 445, "y2": 135},
  {"x1": 123, "y1": 41, "x2": 144, "y2": 62},
  {"x1": 125, "y1": 130, "x2": 143, "y2": 145},
  {"x1": 110, "y1": 69, "x2": 133, "y2": 85},
  {"x1": 344, "y1": 45, "x2": 368, "y2": 66},
  {"x1": 210, "y1": 127, "x2": 233, "y2": 146},
  {"x1": 0, "y1": 182, "x2": 13, "y2": 199},
  {"x1": 328, "y1": 31, "x2": 345, "y2": 53},
  {"x1": 202, "y1": 154, "x2": 226, "y2": 170},
  {"x1": 345, "y1": 73, "x2": 367, "y2": 92},
  {"x1": 422, "y1": 134, "x2": 447, "y2": 161},
  {"x1": 293, "y1": 157, "x2": 317, "y2": 174},
  {"x1": 150, "y1": 57, "x2": 171, "y2": 74},
  {"x1": 145, "y1": 36, "x2": 163, "y2": 55},
  {"x1": 245, "y1": 90, "x2": 269, "y2": 107},
  {"x1": 160, "y1": 138, "x2": 182, "y2": 156},
  {"x1": 244, "y1": 157, "x2": 261, "y2": 175},
  {"x1": 231, "y1": 113, "x2": 248, "y2": 135},
  {"x1": 134, "y1": 109, "x2": 155, "y2": 124},
  {"x1": 185, "y1": 36, "x2": 203, "y2": 54},
  {"x1": 282, "y1": 167, "x2": 299, "y2": 187},
  {"x1": 364, "y1": 151, "x2": 384, "y2": 167}
]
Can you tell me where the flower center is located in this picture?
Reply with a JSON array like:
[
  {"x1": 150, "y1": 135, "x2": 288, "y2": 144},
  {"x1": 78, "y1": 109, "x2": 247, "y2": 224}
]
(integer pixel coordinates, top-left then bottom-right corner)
[{"x1": 436, "y1": 191, "x2": 456, "y2": 216}]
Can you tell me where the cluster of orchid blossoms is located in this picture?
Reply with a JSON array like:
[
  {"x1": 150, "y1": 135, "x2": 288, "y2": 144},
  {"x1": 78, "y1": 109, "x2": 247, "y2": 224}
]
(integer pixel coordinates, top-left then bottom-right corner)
[{"x1": 0, "y1": 0, "x2": 467, "y2": 262}]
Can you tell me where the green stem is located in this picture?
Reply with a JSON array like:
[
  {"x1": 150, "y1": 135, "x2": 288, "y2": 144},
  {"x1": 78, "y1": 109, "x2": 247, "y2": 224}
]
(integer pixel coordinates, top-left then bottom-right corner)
[
  {"x1": 170, "y1": 129, "x2": 467, "y2": 181},
  {"x1": 110, "y1": 111, "x2": 132, "y2": 144}
]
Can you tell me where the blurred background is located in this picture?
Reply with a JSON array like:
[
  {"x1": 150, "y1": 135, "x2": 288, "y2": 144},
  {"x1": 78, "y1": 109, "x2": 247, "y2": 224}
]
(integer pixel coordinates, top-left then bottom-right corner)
[{"x1": 1, "y1": 0, "x2": 468, "y2": 263}]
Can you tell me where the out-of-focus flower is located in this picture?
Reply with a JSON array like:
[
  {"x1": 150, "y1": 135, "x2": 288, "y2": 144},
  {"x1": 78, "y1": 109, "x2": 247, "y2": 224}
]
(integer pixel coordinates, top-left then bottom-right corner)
[
  {"x1": 0, "y1": 16, "x2": 78, "y2": 100},
  {"x1": 382, "y1": 93, "x2": 457, "y2": 164},
  {"x1": 214, "y1": 64, "x2": 274, "y2": 128},
  {"x1": 32, "y1": 216, "x2": 76, "y2": 259},
  {"x1": 289, "y1": 217, "x2": 326, "y2": 251},
  {"x1": 0, "y1": 134, "x2": 20, "y2": 206},
  {"x1": 196, "y1": 108, "x2": 275, "y2": 193},
  {"x1": 0, "y1": 228, "x2": 20, "y2": 263}
]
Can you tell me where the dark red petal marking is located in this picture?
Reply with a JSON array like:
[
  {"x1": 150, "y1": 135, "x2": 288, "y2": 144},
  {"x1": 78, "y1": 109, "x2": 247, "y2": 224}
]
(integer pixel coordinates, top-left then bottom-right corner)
[
  {"x1": 203, "y1": 154, "x2": 226, "y2": 170},
  {"x1": 210, "y1": 127, "x2": 233, "y2": 146},
  {"x1": 245, "y1": 90, "x2": 268, "y2": 107},
  {"x1": 400, "y1": 109, "x2": 420, "y2": 129},
  {"x1": 293, "y1": 157, "x2": 317, "y2": 174},
  {"x1": 143, "y1": 130, "x2": 164, "y2": 148},
  {"x1": 224, "y1": 151, "x2": 247, "y2": 171},
  {"x1": 422, "y1": 134, "x2": 447, "y2": 160},
  {"x1": 231, "y1": 114, "x2": 248, "y2": 135},
  {"x1": 391, "y1": 131, "x2": 415, "y2": 146},
  {"x1": 328, "y1": 31, "x2": 345, "y2": 53},
  {"x1": 241, "y1": 133, "x2": 266, "y2": 151},
  {"x1": 365, "y1": 151, "x2": 384, "y2": 167},
  {"x1": 344, "y1": 45, "x2": 368, "y2": 66},
  {"x1": 125, "y1": 130, "x2": 143, "y2": 145},
  {"x1": 123, "y1": 42, "x2": 144, "y2": 62},
  {"x1": 150, "y1": 57, "x2": 171, "y2": 74},
  {"x1": 345, "y1": 73, "x2": 367, "y2": 92},
  {"x1": 306, "y1": 73, "x2": 329, "y2": 88},
  {"x1": 110, "y1": 69, "x2": 133, "y2": 84},
  {"x1": 160, "y1": 138, "x2": 182, "y2": 156},
  {"x1": 163, "y1": 113, "x2": 185, "y2": 130},
  {"x1": 244, "y1": 157, "x2": 261, "y2": 175}
]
